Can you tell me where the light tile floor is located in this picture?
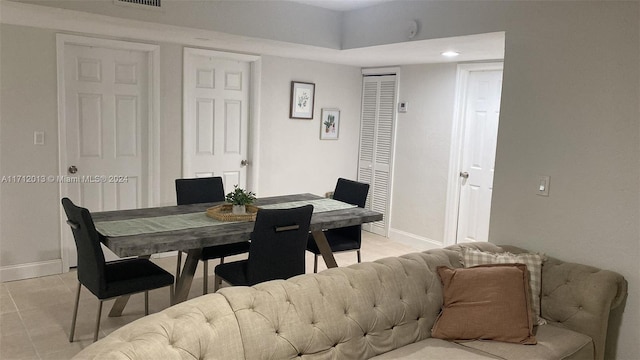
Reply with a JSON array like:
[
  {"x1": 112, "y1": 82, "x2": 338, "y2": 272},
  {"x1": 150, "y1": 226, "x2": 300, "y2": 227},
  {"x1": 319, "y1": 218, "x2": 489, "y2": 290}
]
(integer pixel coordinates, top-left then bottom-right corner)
[{"x1": 0, "y1": 232, "x2": 419, "y2": 360}]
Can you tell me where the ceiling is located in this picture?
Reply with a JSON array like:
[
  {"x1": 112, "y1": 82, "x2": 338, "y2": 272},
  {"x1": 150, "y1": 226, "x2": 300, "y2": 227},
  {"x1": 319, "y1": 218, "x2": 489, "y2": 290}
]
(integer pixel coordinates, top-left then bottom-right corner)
[
  {"x1": 290, "y1": 0, "x2": 396, "y2": 11},
  {"x1": 336, "y1": 32, "x2": 505, "y2": 67},
  {"x1": 180, "y1": 30, "x2": 505, "y2": 67}
]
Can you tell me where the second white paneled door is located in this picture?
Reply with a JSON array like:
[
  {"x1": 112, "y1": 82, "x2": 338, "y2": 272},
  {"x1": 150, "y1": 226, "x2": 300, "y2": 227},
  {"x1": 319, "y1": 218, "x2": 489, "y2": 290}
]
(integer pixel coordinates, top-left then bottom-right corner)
[{"x1": 183, "y1": 49, "x2": 251, "y2": 189}]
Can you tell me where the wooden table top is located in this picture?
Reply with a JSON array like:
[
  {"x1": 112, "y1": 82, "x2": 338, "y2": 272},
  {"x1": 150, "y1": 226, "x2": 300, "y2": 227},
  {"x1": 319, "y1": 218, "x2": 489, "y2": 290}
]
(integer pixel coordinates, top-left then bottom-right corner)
[{"x1": 92, "y1": 193, "x2": 383, "y2": 257}]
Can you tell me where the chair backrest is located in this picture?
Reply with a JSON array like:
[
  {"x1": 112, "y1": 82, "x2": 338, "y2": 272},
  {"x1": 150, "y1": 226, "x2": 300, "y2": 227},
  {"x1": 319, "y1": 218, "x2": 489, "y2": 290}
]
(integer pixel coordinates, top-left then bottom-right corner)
[
  {"x1": 61, "y1": 198, "x2": 106, "y2": 297},
  {"x1": 333, "y1": 178, "x2": 369, "y2": 208},
  {"x1": 175, "y1": 177, "x2": 225, "y2": 205},
  {"x1": 246, "y1": 205, "x2": 314, "y2": 285},
  {"x1": 330, "y1": 178, "x2": 370, "y2": 244}
]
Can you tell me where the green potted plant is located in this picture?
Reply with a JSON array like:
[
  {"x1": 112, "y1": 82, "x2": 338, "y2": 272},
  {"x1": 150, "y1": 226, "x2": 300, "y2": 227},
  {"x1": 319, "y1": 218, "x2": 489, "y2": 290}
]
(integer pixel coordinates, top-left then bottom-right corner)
[{"x1": 225, "y1": 185, "x2": 256, "y2": 214}]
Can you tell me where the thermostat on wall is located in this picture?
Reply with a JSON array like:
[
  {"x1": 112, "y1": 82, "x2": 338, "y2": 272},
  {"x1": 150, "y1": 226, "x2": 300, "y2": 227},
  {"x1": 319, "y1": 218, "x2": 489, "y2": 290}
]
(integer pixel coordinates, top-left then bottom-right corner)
[{"x1": 398, "y1": 102, "x2": 408, "y2": 113}]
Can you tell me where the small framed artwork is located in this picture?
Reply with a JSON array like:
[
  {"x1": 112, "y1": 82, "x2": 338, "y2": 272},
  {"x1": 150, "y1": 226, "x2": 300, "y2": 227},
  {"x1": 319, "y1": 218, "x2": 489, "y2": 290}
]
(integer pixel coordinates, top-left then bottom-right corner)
[
  {"x1": 320, "y1": 108, "x2": 340, "y2": 140},
  {"x1": 290, "y1": 81, "x2": 315, "y2": 119}
]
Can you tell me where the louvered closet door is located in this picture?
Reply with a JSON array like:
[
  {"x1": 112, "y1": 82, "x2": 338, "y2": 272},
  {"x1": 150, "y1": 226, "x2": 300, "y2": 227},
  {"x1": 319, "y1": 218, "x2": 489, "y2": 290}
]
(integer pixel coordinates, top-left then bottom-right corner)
[{"x1": 358, "y1": 75, "x2": 397, "y2": 236}]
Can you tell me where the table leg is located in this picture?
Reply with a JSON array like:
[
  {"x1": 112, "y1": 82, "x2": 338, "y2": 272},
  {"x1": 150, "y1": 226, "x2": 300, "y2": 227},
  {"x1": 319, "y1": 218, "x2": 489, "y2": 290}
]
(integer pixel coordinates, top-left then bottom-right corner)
[
  {"x1": 173, "y1": 249, "x2": 202, "y2": 304},
  {"x1": 311, "y1": 230, "x2": 338, "y2": 268},
  {"x1": 108, "y1": 295, "x2": 131, "y2": 317},
  {"x1": 108, "y1": 255, "x2": 151, "y2": 317}
]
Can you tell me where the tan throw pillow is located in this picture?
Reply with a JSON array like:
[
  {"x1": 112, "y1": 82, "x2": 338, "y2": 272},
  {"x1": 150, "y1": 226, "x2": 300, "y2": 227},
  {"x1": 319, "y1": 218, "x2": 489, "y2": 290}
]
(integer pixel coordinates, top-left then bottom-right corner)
[
  {"x1": 432, "y1": 264, "x2": 537, "y2": 345},
  {"x1": 462, "y1": 248, "x2": 546, "y2": 326}
]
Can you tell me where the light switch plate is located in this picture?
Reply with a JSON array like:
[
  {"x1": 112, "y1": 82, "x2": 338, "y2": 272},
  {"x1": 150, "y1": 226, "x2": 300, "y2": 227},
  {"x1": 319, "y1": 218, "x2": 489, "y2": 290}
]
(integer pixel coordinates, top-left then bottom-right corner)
[
  {"x1": 398, "y1": 102, "x2": 408, "y2": 113},
  {"x1": 34, "y1": 131, "x2": 45, "y2": 145},
  {"x1": 537, "y1": 175, "x2": 550, "y2": 196}
]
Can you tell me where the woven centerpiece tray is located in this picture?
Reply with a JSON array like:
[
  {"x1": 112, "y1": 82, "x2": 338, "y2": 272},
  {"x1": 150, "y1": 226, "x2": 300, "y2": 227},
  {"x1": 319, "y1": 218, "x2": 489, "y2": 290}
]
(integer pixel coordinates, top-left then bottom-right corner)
[{"x1": 206, "y1": 204, "x2": 259, "y2": 222}]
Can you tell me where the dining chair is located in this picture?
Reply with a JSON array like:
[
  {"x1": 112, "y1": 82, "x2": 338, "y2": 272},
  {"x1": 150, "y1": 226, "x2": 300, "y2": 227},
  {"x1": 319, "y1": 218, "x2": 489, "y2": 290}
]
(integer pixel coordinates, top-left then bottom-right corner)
[
  {"x1": 175, "y1": 176, "x2": 251, "y2": 294},
  {"x1": 307, "y1": 178, "x2": 370, "y2": 273},
  {"x1": 213, "y1": 205, "x2": 314, "y2": 291},
  {"x1": 61, "y1": 198, "x2": 175, "y2": 342}
]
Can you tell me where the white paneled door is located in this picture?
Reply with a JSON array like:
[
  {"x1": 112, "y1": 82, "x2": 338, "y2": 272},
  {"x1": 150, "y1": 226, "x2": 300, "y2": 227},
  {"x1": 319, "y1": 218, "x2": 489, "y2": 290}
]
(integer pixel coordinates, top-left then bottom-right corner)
[
  {"x1": 62, "y1": 40, "x2": 152, "y2": 265},
  {"x1": 456, "y1": 69, "x2": 503, "y2": 243},
  {"x1": 183, "y1": 49, "x2": 251, "y2": 190},
  {"x1": 358, "y1": 74, "x2": 397, "y2": 236}
]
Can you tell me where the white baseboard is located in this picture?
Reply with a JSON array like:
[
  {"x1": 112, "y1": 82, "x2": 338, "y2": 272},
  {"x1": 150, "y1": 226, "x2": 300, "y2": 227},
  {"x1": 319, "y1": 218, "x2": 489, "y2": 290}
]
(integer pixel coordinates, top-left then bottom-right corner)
[
  {"x1": 0, "y1": 259, "x2": 63, "y2": 282},
  {"x1": 388, "y1": 228, "x2": 444, "y2": 251}
]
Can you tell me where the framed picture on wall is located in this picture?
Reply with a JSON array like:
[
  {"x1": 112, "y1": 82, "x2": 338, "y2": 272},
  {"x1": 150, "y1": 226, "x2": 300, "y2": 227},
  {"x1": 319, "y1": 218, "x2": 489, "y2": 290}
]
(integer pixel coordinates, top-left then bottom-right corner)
[
  {"x1": 320, "y1": 108, "x2": 340, "y2": 140},
  {"x1": 290, "y1": 81, "x2": 315, "y2": 119}
]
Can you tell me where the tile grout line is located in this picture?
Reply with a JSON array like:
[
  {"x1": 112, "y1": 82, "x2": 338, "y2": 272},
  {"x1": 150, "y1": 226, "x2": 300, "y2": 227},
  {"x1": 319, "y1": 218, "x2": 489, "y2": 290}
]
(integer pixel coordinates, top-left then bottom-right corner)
[{"x1": 6, "y1": 283, "x2": 42, "y2": 359}]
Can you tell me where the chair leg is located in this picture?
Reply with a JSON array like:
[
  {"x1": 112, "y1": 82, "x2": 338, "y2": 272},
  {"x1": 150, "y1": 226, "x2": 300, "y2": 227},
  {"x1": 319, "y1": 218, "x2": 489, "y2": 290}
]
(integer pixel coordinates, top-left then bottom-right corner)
[
  {"x1": 176, "y1": 251, "x2": 182, "y2": 279},
  {"x1": 217, "y1": 257, "x2": 225, "y2": 287},
  {"x1": 94, "y1": 300, "x2": 103, "y2": 342},
  {"x1": 314, "y1": 255, "x2": 318, "y2": 273},
  {"x1": 69, "y1": 282, "x2": 81, "y2": 343},
  {"x1": 357, "y1": 250, "x2": 362, "y2": 263},
  {"x1": 170, "y1": 284, "x2": 175, "y2": 305},
  {"x1": 145, "y1": 291, "x2": 149, "y2": 315},
  {"x1": 203, "y1": 260, "x2": 208, "y2": 295},
  {"x1": 214, "y1": 274, "x2": 222, "y2": 292}
]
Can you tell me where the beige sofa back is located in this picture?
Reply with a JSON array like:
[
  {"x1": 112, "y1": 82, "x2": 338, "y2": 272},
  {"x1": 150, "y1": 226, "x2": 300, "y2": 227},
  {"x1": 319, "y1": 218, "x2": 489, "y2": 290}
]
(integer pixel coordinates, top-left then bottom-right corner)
[
  {"x1": 74, "y1": 245, "x2": 626, "y2": 360},
  {"x1": 218, "y1": 251, "x2": 453, "y2": 359},
  {"x1": 74, "y1": 250, "x2": 457, "y2": 359}
]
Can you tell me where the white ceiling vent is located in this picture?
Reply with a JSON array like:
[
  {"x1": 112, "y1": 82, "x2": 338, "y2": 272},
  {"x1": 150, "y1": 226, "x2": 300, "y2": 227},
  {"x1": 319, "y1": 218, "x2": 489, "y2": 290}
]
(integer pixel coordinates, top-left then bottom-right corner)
[{"x1": 114, "y1": 0, "x2": 162, "y2": 9}]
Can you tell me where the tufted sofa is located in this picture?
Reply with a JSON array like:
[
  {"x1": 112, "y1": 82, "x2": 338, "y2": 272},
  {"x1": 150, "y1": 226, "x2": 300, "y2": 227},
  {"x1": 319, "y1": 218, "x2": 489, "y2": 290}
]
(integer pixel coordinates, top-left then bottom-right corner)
[{"x1": 73, "y1": 243, "x2": 627, "y2": 360}]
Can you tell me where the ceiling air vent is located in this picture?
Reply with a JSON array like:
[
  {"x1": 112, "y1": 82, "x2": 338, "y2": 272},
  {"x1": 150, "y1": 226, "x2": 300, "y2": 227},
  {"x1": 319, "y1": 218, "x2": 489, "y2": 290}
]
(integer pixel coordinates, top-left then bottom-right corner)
[{"x1": 114, "y1": 0, "x2": 161, "y2": 9}]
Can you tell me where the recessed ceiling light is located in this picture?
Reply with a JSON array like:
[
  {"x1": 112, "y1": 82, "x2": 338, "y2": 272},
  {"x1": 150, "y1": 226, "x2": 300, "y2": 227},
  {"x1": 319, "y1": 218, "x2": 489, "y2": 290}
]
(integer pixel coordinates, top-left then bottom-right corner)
[{"x1": 441, "y1": 51, "x2": 460, "y2": 57}]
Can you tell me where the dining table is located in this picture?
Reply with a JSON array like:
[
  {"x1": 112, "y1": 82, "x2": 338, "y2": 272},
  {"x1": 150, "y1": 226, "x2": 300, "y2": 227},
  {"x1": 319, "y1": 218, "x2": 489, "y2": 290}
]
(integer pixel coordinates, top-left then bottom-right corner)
[{"x1": 91, "y1": 193, "x2": 383, "y2": 316}]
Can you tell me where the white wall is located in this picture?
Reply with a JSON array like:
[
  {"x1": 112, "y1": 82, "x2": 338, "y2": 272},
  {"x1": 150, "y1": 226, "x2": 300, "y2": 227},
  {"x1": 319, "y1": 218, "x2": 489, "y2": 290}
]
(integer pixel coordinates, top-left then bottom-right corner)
[
  {"x1": 157, "y1": 42, "x2": 183, "y2": 206},
  {"x1": 257, "y1": 55, "x2": 362, "y2": 197},
  {"x1": 0, "y1": 25, "x2": 62, "y2": 274},
  {"x1": 390, "y1": 63, "x2": 457, "y2": 247},
  {"x1": 345, "y1": 2, "x2": 640, "y2": 359}
]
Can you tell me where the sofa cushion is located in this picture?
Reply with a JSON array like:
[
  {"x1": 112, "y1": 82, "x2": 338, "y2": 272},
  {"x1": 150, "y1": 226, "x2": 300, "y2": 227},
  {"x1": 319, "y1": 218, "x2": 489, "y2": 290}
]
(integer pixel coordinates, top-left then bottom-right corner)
[
  {"x1": 462, "y1": 247, "x2": 546, "y2": 325},
  {"x1": 369, "y1": 338, "x2": 502, "y2": 359},
  {"x1": 458, "y1": 324, "x2": 594, "y2": 360},
  {"x1": 432, "y1": 264, "x2": 536, "y2": 344}
]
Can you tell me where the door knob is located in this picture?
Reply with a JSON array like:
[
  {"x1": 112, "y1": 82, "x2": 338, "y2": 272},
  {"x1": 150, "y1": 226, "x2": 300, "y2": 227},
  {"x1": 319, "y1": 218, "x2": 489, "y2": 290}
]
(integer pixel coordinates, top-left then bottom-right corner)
[
  {"x1": 240, "y1": 160, "x2": 250, "y2": 167},
  {"x1": 68, "y1": 165, "x2": 78, "y2": 174},
  {"x1": 460, "y1": 171, "x2": 469, "y2": 179}
]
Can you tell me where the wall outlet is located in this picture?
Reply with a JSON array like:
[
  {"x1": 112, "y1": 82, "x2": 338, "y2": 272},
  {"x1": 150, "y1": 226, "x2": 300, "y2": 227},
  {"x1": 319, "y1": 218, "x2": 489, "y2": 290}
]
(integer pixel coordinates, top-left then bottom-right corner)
[{"x1": 398, "y1": 102, "x2": 408, "y2": 113}]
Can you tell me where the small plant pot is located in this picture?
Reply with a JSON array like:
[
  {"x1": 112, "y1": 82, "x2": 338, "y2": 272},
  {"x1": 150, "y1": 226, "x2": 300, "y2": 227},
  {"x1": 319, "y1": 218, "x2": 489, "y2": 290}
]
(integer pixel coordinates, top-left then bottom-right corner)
[{"x1": 232, "y1": 204, "x2": 246, "y2": 215}]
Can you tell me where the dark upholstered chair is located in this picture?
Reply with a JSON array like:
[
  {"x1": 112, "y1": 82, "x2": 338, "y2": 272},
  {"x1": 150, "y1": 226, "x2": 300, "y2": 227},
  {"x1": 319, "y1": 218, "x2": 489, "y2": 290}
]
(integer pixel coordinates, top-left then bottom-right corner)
[
  {"x1": 214, "y1": 205, "x2": 314, "y2": 291},
  {"x1": 175, "y1": 177, "x2": 250, "y2": 294},
  {"x1": 307, "y1": 178, "x2": 370, "y2": 272},
  {"x1": 61, "y1": 198, "x2": 174, "y2": 342}
]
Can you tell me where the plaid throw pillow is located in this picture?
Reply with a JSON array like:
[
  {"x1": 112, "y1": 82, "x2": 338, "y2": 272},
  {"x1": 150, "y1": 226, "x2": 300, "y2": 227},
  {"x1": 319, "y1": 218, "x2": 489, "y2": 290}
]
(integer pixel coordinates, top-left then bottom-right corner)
[{"x1": 462, "y1": 248, "x2": 547, "y2": 325}]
